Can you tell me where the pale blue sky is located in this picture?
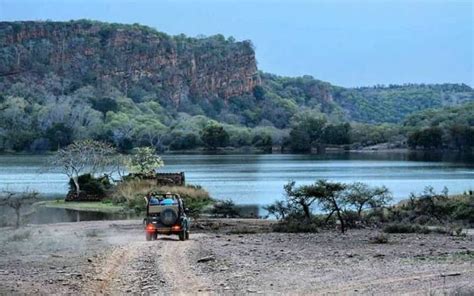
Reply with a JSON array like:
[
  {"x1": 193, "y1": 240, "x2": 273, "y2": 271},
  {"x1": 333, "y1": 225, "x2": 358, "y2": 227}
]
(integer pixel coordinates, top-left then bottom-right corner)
[{"x1": 1, "y1": 0, "x2": 472, "y2": 87}]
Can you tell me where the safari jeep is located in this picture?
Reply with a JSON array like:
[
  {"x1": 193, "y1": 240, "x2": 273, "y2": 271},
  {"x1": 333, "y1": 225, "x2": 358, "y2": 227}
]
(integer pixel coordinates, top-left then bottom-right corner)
[{"x1": 144, "y1": 192, "x2": 190, "y2": 241}]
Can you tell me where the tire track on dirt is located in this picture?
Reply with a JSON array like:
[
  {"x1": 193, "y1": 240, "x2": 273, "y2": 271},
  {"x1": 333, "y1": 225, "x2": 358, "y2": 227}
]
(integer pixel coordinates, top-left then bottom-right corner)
[
  {"x1": 85, "y1": 233, "x2": 210, "y2": 295},
  {"x1": 158, "y1": 233, "x2": 212, "y2": 295}
]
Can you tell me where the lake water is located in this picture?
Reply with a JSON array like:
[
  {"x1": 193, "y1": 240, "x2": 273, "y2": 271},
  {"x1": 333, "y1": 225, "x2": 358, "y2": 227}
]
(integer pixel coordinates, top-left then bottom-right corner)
[{"x1": 0, "y1": 152, "x2": 473, "y2": 206}]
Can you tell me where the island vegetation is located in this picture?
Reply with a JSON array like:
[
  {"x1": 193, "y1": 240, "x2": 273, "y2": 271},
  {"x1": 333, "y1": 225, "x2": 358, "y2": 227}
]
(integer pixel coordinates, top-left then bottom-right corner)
[{"x1": 51, "y1": 140, "x2": 212, "y2": 217}]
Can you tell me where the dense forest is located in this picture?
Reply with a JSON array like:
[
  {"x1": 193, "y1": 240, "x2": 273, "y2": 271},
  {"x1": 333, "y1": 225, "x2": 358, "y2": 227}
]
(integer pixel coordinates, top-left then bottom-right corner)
[{"x1": 0, "y1": 20, "x2": 473, "y2": 153}]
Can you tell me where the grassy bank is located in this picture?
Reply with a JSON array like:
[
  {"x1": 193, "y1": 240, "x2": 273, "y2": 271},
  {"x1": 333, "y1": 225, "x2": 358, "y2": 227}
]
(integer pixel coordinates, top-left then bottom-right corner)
[{"x1": 38, "y1": 200, "x2": 127, "y2": 214}]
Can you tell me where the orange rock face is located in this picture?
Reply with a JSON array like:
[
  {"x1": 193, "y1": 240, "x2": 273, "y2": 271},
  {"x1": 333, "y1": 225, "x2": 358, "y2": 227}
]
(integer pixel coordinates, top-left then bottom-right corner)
[{"x1": 0, "y1": 21, "x2": 261, "y2": 105}]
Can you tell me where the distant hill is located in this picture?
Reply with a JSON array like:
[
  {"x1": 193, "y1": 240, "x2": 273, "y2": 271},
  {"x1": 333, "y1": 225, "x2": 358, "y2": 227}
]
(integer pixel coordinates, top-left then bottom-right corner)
[
  {"x1": 0, "y1": 20, "x2": 472, "y2": 152},
  {"x1": 261, "y1": 74, "x2": 473, "y2": 125},
  {"x1": 0, "y1": 20, "x2": 259, "y2": 107},
  {"x1": 403, "y1": 101, "x2": 474, "y2": 128},
  {"x1": 334, "y1": 83, "x2": 473, "y2": 123}
]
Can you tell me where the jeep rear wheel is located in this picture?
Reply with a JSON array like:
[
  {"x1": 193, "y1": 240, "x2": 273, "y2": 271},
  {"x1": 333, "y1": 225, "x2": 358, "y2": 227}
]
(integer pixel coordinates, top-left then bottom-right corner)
[
  {"x1": 178, "y1": 230, "x2": 185, "y2": 241},
  {"x1": 146, "y1": 232, "x2": 152, "y2": 241}
]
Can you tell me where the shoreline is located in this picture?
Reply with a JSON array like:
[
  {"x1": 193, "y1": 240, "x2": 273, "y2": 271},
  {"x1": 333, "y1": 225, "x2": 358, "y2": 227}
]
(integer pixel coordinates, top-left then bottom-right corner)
[{"x1": 1, "y1": 147, "x2": 473, "y2": 156}]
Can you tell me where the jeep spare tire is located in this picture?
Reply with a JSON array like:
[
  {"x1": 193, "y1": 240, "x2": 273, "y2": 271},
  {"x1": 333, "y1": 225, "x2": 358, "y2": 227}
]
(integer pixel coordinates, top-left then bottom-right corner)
[{"x1": 160, "y1": 208, "x2": 178, "y2": 226}]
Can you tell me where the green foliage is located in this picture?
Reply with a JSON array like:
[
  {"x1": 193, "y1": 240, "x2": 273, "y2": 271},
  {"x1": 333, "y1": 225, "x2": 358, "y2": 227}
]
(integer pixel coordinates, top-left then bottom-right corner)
[
  {"x1": 344, "y1": 182, "x2": 392, "y2": 218},
  {"x1": 127, "y1": 147, "x2": 164, "y2": 174},
  {"x1": 200, "y1": 122, "x2": 229, "y2": 149},
  {"x1": 407, "y1": 127, "x2": 443, "y2": 149},
  {"x1": 404, "y1": 103, "x2": 474, "y2": 150},
  {"x1": 272, "y1": 216, "x2": 320, "y2": 233},
  {"x1": 322, "y1": 123, "x2": 351, "y2": 145},
  {"x1": 288, "y1": 111, "x2": 327, "y2": 152},
  {"x1": 287, "y1": 112, "x2": 352, "y2": 152},
  {"x1": 169, "y1": 132, "x2": 199, "y2": 150},
  {"x1": 45, "y1": 123, "x2": 74, "y2": 149},
  {"x1": 264, "y1": 200, "x2": 291, "y2": 220},
  {"x1": 68, "y1": 174, "x2": 111, "y2": 196},
  {"x1": 403, "y1": 102, "x2": 474, "y2": 128},
  {"x1": 389, "y1": 188, "x2": 474, "y2": 226},
  {"x1": 333, "y1": 84, "x2": 474, "y2": 123},
  {"x1": 383, "y1": 223, "x2": 432, "y2": 234},
  {"x1": 90, "y1": 97, "x2": 119, "y2": 115},
  {"x1": 252, "y1": 85, "x2": 265, "y2": 101},
  {"x1": 265, "y1": 180, "x2": 474, "y2": 235},
  {"x1": 251, "y1": 132, "x2": 272, "y2": 150},
  {"x1": 211, "y1": 199, "x2": 239, "y2": 218},
  {"x1": 350, "y1": 123, "x2": 402, "y2": 146}
]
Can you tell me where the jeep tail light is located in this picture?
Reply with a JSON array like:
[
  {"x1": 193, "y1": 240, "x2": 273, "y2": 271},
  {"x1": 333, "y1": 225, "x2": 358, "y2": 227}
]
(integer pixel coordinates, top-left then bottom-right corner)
[
  {"x1": 146, "y1": 224, "x2": 155, "y2": 232},
  {"x1": 172, "y1": 225, "x2": 181, "y2": 231}
]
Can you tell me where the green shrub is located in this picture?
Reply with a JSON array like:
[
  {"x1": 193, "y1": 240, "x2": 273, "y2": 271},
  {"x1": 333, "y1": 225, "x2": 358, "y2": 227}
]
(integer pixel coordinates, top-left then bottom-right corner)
[
  {"x1": 211, "y1": 199, "x2": 239, "y2": 218},
  {"x1": 388, "y1": 192, "x2": 473, "y2": 227},
  {"x1": 113, "y1": 179, "x2": 159, "y2": 213},
  {"x1": 272, "y1": 219, "x2": 319, "y2": 233},
  {"x1": 449, "y1": 196, "x2": 474, "y2": 225},
  {"x1": 69, "y1": 174, "x2": 111, "y2": 196},
  {"x1": 272, "y1": 213, "x2": 320, "y2": 233},
  {"x1": 383, "y1": 223, "x2": 431, "y2": 234}
]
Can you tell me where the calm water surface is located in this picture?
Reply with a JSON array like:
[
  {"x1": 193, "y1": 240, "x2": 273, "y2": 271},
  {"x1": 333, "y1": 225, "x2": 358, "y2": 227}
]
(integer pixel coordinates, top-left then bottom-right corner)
[{"x1": 0, "y1": 152, "x2": 473, "y2": 205}]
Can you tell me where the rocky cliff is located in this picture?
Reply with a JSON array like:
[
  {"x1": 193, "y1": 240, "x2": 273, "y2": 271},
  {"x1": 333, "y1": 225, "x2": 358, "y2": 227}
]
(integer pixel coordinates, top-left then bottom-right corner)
[{"x1": 0, "y1": 20, "x2": 260, "y2": 105}]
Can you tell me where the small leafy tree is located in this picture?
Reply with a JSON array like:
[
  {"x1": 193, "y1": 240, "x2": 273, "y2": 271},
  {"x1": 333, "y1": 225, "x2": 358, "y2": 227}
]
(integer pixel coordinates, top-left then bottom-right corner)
[
  {"x1": 345, "y1": 182, "x2": 392, "y2": 219},
  {"x1": 406, "y1": 186, "x2": 450, "y2": 223},
  {"x1": 301, "y1": 180, "x2": 348, "y2": 233},
  {"x1": 284, "y1": 181, "x2": 319, "y2": 220},
  {"x1": 0, "y1": 191, "x2": 39, "y2": 228},
  {"x1": 127, "y1": 146, "x2": 164, "y2": 174},
  {"x1": 284, "y1": 180, "x2": 347, "y2": 232},
  {"x1": 53, "y1": 140, "x2": 117, "y2": 195},
  {"x1": 264, "y1": 200, "x2": 291, "y2": 220}
]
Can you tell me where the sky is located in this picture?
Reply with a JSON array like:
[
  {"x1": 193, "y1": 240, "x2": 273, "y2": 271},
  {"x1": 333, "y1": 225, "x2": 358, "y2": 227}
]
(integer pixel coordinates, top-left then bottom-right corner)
[{"x1": 0, "y1": 0, "x2": 472, "y2": 87}]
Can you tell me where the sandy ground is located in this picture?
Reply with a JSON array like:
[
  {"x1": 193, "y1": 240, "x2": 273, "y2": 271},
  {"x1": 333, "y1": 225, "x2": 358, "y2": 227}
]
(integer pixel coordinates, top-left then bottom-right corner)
[{"x1": 0, "y1": 219, "x2": 473, "y2": 295}]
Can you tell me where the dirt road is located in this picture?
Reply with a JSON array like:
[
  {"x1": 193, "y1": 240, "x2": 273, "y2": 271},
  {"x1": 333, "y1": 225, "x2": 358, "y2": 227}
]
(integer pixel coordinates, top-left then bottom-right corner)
[
  {"x1": 84, "y1": 234, "x2": 210, "y2": 295},
  {"x1": 1, "y1": 220, "x2": 473, "y2": 295}
]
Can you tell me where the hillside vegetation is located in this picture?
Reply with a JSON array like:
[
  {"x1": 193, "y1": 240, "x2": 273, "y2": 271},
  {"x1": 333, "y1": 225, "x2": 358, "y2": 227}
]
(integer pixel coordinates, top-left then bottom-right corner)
[
  {"x1": 403, "y1": 103, "x2": 474, "y2": 150},
  {"x1": 0, "y1": 20, "x2": 473, "y2": 153}
]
